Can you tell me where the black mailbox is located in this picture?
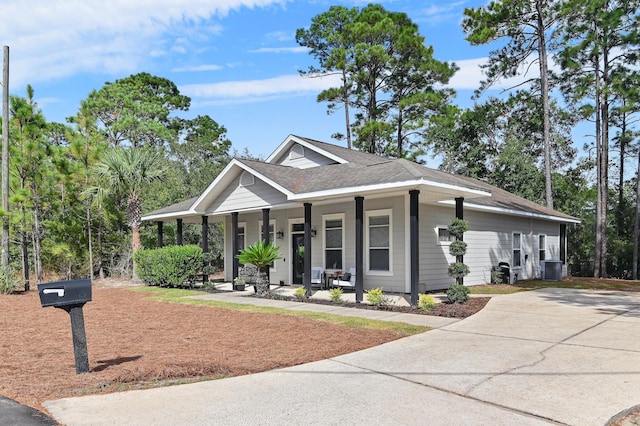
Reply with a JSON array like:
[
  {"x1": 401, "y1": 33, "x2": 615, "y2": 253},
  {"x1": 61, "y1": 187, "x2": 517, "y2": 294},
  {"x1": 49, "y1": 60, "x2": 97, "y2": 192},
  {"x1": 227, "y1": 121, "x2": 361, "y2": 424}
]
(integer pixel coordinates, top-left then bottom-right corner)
[{"x1": 38, "y1": 279, "x2": 92, "y2": 308}]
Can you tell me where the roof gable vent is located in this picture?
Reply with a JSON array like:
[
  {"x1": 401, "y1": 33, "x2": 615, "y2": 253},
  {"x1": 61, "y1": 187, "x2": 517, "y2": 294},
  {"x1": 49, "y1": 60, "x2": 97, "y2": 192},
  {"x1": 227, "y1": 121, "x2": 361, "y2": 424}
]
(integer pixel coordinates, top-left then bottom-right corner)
[
  {"x1": 239, "y1": 171, "x2": 255, "y2": 187},
  {"x1": 289, "y1": 144, "x2": 305, "y2": 160}
]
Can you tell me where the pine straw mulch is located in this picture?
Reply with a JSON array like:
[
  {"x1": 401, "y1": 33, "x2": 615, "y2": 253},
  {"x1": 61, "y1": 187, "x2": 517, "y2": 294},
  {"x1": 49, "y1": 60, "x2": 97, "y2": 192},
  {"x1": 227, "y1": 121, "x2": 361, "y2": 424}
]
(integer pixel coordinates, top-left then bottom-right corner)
[{"x1": 0, "y1": 283, "x2": 434, "y2": 414}]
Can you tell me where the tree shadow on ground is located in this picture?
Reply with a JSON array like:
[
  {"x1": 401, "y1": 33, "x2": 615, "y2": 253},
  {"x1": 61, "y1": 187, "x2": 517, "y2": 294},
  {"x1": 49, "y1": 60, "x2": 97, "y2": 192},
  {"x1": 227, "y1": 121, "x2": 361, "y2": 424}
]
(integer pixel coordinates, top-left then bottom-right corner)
[{"x1": 93, "y1": 355, "x2": 143, "y2": 372}]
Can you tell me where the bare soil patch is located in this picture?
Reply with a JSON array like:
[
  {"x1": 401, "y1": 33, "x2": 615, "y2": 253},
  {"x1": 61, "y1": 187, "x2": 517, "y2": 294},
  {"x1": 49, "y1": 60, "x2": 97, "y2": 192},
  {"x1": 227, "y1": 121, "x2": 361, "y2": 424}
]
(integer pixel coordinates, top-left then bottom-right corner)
[{"x1": 0, "y1": 285, "x2": 413, "y2": 414}]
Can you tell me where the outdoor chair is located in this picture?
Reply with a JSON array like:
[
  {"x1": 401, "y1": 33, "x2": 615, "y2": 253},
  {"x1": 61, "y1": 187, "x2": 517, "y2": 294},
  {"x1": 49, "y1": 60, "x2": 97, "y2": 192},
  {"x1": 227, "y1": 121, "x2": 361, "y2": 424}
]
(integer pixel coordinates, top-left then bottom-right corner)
[
  {"x1": 310, "y1": 266, "x2": 325, "y2": 289},
  {"x1": 332, "y1": 267, "x2": 356, "y2": 289}
]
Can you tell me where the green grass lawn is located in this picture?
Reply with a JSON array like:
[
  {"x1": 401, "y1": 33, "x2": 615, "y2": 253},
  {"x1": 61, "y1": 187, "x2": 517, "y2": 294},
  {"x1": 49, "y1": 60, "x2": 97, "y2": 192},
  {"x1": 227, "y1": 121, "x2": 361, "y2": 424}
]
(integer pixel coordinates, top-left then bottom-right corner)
[{"x1": 129, "y1": 286, "x2": 428, "y2": 336}]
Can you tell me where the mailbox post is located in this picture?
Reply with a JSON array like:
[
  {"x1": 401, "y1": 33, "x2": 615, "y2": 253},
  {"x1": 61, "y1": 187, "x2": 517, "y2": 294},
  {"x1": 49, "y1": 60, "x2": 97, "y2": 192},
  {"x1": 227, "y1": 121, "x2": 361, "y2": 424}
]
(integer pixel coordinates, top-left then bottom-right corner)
[{"x1": 37, "y1": 279, "x2": 92, "y2": 374}]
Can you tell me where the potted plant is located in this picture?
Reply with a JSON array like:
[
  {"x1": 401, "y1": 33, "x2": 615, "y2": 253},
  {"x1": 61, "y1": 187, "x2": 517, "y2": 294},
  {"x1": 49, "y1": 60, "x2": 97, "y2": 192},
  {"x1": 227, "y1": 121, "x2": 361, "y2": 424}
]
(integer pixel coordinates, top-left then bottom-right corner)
[{"x1": 233, "y1": 278, "x2": 246, "y2": 291}]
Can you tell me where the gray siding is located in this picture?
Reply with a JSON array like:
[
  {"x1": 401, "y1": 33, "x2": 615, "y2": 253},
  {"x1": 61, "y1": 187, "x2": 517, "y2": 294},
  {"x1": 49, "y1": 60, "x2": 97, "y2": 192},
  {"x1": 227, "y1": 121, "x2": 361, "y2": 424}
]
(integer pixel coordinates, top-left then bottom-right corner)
[
  {"x1": 223, "y1": 197, "x2": 566, "y2": 293},
  {"x1": 278, "y1": 143, "x2": 336, "y2": 169},
  {"x1": 209, "y1": 175, "x2": 288, "y2": 214}
]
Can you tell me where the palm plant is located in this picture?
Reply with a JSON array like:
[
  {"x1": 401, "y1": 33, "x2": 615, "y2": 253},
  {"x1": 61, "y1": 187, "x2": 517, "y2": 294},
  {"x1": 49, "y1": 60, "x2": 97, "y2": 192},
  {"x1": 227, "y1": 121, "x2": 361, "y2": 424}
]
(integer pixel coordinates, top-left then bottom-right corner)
[
  {"x1": 88, "y1": 147, "x2": 166, "y2": 279},
  {"x1": 236, "y1": 240, "x2": 282, "y2": 297}
]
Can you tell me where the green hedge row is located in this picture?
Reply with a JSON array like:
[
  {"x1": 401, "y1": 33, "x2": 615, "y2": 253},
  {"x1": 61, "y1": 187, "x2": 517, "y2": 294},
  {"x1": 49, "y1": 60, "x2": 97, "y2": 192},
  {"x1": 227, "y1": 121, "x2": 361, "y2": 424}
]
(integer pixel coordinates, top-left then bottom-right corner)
[{"x1": 134, "y1": 245, "x2": 203, "y2": 287}]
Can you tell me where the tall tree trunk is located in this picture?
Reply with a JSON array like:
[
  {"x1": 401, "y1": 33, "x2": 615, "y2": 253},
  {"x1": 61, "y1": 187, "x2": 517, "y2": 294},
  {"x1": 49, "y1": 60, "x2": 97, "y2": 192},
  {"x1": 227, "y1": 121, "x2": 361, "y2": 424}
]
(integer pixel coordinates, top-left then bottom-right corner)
[
  {"x1": 537, "y1": 0, "x2": 553, "y2": 209},
  {"x1": 600, "y1": 44, "x2": 610, "y2": 278},
  {"x1": 32, "y1": 196, "x2": 43, "y2": 283},
  {"x1": 342, "y1": 69, "x2": 352, "y2": 150},
  {"x1": 617, "y1": 108, "x2": 627, "y2": 238},
  {"x1": 396, "y1": 107, "x2": 403, "y2": 158},
  {"x1": 594, "y1": 49, "x2": 603, "y2": 278},
  {"x1": 633, "y1": 147, "x2": 640, "y2": 280}
]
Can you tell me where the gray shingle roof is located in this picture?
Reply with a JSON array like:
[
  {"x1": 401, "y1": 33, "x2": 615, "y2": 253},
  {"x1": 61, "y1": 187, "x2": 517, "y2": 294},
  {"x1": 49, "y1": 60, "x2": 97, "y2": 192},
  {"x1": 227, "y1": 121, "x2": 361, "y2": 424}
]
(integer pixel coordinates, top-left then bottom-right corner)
[{"x1": 144, "y1": 136, "x2": 578, "y2": 223}]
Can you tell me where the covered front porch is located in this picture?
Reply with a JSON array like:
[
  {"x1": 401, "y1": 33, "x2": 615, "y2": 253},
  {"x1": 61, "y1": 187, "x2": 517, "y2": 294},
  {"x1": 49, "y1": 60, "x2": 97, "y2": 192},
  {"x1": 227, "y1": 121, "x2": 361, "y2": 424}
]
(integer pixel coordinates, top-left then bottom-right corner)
[{"x1": 146, "y1": 191, "x2": 469, "y2": 306}]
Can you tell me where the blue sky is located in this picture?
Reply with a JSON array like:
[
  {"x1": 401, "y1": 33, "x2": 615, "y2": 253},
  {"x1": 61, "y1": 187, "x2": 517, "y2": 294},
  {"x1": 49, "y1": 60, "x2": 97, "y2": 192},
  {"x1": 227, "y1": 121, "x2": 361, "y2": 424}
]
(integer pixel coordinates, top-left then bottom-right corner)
[{"x1": 1, "y1": 0, "x2": 536, "y2": 160}]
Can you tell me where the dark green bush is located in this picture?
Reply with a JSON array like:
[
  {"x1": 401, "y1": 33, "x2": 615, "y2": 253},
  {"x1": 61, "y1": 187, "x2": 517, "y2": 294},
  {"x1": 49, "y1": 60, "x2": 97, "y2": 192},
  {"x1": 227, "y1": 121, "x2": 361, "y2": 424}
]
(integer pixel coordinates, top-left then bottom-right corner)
[
  {"x1": 447, "y1": 262, "x2": 470, "y2": 280},
  {"x1": 134, "y1": 245, "x2": 203, "y2": 287},
  {"x1": 449, "y1": 240, "x2": 468, "y2": 257},
  {"x1": 447, "y1": 218, "x2": 469, "y2": 239},
  {"x1": 446, "y1": 284, "x2": 470, "y2": 304}
]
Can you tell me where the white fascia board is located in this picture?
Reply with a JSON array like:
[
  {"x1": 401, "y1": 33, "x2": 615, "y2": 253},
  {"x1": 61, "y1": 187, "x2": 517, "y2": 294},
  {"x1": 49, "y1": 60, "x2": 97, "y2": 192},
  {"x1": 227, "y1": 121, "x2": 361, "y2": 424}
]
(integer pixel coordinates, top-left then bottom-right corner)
[
  {"x1": 193, "y1": 159, "x2": 295, "y2": 212},
  {"x1": 212, "y1": 201, "x2": 301, "y2": 216},
  {"x1": 266, "y1": 135, "x2": 347, "y2": 164},
  {"x1": 238, "y1": 163, "x2": 295, "y2": 198},
  {"x1": 289, "y1": 178, "x2": 491, "y2": 201},
  {"x1": 191, "y1": 159, "x2": 241, "y2": 212},
  {"x1": 142, "y1": 211, "x2": 191, "y2": 222},
  {"x1": 438, "y1": 200, "x2": 581, "y2": 224}
]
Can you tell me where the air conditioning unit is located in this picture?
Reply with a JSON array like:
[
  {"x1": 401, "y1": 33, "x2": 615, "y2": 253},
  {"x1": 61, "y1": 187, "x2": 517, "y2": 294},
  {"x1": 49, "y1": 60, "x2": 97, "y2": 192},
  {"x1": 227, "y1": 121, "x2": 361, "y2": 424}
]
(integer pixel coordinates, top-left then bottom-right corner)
[{"x1": 542, "y1": 260, "x2": 563, "y2": 281}]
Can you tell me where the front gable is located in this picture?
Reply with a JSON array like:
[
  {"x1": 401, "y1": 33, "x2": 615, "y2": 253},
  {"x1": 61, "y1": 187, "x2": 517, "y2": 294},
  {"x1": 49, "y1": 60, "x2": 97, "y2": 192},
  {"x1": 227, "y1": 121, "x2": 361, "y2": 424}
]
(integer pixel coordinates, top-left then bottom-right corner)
[
  {"x1": 266, "y1": 135, "x2": 347, "y2": 168},
  {"x1": 206, "y1": 172, "x2": 289, "y2": 214}
]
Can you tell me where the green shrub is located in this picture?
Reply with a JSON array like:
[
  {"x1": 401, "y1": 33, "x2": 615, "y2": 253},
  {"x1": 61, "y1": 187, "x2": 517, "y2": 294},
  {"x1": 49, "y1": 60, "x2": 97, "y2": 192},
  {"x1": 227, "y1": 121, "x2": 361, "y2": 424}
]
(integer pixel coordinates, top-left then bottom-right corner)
[
  {"x1": 447, "y1": 218, "x2": 469, "y2": 239},
  {"x1": 446, "y1": 284, "x2": 470, "y2": 304},
  {"x1": 448, "y1": 262, "x2": 470, "y2": 280},
  {"x1": 329, "y1": 287, "x2": 343, "y2": 304},
  {"x1": 134, "y1": 245, "x2": 203, "y2": 287},
  {"x1": 0, "y1": 267, "x2": 20, "y2": 295},
  {"x1": 366, "y1": 287, "x2": 389, "y2": 307},
  {"x1": 449, "y1": 240, "x2": 468, "y2": 257},
  {"x1": 294, "y1": 286, "x2": 307, "y2": 301},
  {"x1": 418, "y1": 294, "x2": 436, "y2": 311}
]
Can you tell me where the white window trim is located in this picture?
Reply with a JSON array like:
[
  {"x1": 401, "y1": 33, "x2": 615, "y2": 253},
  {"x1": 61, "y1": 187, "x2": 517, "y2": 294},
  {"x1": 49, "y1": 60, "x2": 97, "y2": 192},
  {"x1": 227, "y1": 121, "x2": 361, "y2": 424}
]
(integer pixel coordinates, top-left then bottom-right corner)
[
  {"x1": 258, "y1": 219, "x2": 277, "y2": 271},
  {"x1": 322, "y1": 213, "x2": 345, "y2": 271},
  {"x1": 512, "y1": 232, "x2": 522, "y2": 269},
  {"x1": 539, "y1": 234, "x2": 547, "y2": 262},
  {"x1": 366, "y1": 209, "x2": 393, "y2": 276},
  {"x1": 236, "y1": 221, "x2": 247, "y2": 259},
  {"x1": 435, "y1": 225, "x2": 454, "y2": 246}
]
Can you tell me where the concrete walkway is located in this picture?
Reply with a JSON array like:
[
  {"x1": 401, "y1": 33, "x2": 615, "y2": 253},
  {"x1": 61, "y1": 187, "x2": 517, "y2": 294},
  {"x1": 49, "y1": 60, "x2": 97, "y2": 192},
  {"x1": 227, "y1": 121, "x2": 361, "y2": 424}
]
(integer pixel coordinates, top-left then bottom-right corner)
[{"x1": 44, "y1": 288, "x2": 640, "y2": 425}]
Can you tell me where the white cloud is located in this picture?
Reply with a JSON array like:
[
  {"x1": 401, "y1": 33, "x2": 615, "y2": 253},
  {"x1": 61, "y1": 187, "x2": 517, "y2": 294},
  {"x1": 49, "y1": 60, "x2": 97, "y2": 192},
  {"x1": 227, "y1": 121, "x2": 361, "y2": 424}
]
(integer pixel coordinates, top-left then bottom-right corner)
[
  {"x1": 172, "y1": 64, "x2": 224, "y2": 72},
  {"x1": 181, "y1": 73, "x2": 340, "y2": 103},
  {"x1": 249, "y1": 47, "x2": 308, "y2": 54},
  {"x1": 0, "y1": 0, "x2": 287, "y2": 86},
  {"x1": 449, "y1": 56, "x2": 543, "y2": 92}
]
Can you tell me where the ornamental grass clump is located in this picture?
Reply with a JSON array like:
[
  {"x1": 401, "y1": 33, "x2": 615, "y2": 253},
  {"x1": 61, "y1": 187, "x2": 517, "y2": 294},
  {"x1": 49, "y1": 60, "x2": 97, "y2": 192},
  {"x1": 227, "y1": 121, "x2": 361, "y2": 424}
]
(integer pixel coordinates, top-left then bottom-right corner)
[
  {"x1": 294, "y1": 286, "x2": 308, "y2": 301},
  {"x1": 329, "y1": 287, "x2": 344, "y2": 304},
  {"x1": 418, "y1": 294, "x2": 436, "y2": 311},
  {"x1": 366, "y1": 287, "x2": 390, "y2": 307}
]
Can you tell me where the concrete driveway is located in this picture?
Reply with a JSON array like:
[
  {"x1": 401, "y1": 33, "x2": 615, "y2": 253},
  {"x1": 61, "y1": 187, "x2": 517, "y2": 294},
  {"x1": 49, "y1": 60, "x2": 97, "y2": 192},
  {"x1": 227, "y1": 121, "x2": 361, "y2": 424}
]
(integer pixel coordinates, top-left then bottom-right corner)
[{"x1": 44, "y1": 288, "x2": 640, "y2": 425}]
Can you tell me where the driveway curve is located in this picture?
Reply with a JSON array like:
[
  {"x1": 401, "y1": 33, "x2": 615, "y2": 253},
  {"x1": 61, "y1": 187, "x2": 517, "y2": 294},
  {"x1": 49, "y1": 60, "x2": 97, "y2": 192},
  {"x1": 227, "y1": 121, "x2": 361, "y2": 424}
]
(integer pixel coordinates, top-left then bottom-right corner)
[{"x1": 45, "y1": 288, "x2": 640, "y2": 425}]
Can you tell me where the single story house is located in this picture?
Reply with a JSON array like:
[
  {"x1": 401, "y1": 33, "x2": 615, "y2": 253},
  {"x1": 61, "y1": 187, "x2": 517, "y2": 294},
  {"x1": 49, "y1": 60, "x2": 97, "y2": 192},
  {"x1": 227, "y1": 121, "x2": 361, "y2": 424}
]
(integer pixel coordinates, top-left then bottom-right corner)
[{"x1": 142, "y1": 135, "x2": 579, "y2": 304}]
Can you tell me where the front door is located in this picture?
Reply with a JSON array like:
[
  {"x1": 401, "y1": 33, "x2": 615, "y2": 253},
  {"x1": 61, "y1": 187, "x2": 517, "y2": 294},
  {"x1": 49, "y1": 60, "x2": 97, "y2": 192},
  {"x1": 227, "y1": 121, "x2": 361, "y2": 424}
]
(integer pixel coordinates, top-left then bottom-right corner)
[{"x1": 292, "y1": 233, "x2": 305, "y2": 284}]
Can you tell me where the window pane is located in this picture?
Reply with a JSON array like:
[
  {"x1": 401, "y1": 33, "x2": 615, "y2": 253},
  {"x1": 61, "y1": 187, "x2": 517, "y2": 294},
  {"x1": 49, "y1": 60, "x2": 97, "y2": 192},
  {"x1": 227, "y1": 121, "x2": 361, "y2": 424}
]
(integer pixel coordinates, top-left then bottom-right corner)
[
  {"x1": 326, "y1": 219, "x2": 342, "y2": 229},
  {"x1": 438, "y1": 228, "x2": 453, "y2": 242},
  {"x1": 291, "y1": 223, "x2": 304, "y2": 232},
  {"x1": 325, "y1": 250, "x2": 342, "y2": 270},
  {"x1": 326, "y1": 228, "x2": 342, "y2": 248},
  {"x1": 369, "y1": 227, "x2": 389, "y2": 247},
  {"x1": 513, "y1": 233, "x2": 521, "y2": 249},
  {"x1": 370, "y1": 215, "x2": 389, "y2": 226},
  {"x1": 370, "y1": 249, "x2": 389, "y2": 270},
  {"x1": 513, "y1": 249, "x2": 521, "y2": 267}
]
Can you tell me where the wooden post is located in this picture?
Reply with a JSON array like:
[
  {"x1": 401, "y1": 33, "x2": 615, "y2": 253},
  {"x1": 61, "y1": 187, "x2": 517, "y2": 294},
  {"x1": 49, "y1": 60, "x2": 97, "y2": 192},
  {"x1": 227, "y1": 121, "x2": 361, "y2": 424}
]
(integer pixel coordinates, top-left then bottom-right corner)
[
  {"x1": 355, "y1": 196, "x2": 364, "y2": 303},
  {"x1": 176, "y1": 219, "x2": 183, "y2": 246},
  {"x1": 63, "y1": 305, "x2": 90, "y2": 374},
  {"x1": 303, "y1": 203, "x2": 312, "y2": 295},
  {"x1": 157, "y1": 222, "x2": 164, "y2": 248},
  {"x1": 410, "y1": 190, "x2": 420, "y2": 306},
  {"x1": 232, "y1": 212, "x2": 239, "y2": 280}
]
